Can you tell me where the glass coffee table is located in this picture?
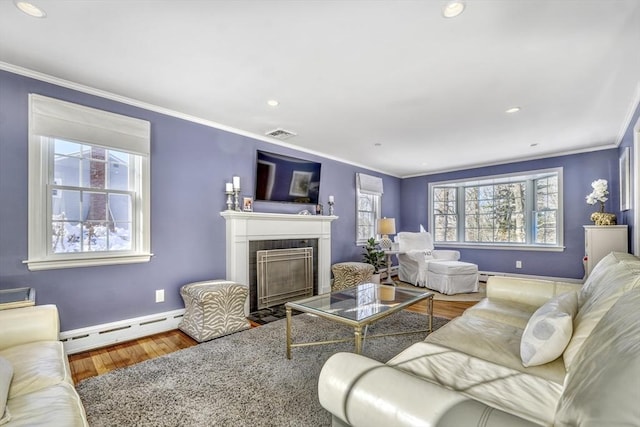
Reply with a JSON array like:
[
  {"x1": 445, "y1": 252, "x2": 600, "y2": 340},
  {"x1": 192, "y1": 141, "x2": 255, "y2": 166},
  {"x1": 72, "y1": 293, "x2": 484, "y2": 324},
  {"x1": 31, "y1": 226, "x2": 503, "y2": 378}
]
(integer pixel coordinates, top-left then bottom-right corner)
[
  {"x1": 285, "y1": 283, "x2": 433, "y2": 359},
  {"x1": 0, "y1": 287, "x2": 35, "y2": 310}
]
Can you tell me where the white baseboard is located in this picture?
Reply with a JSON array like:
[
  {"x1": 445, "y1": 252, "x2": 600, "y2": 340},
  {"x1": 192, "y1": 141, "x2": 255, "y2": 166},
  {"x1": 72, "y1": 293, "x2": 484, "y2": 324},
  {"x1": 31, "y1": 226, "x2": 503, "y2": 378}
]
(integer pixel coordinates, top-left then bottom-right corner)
[
  {"x1": 479, "y1": 271, "x2": 583, "y2": 284},
  {"x1": 60, "y1": 308, "x2": 185, "y2": 355}
]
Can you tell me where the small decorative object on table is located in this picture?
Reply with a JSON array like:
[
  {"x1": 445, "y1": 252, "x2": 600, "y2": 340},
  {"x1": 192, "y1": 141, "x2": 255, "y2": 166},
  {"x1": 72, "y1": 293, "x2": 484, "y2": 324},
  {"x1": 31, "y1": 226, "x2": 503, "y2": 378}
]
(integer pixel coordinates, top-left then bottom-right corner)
[
  {"x1": 316, "y1": 203, "x2": 323, "y2": 215},
  {"x1": 328, "y1": 195, "x2": 335, "y2": 215},
  {"x1": 243, "y1": 197, "x2": 253, "y2": 212},
  {"x1": 585, "y1": 179, "x2": 616, "y2": 225}
]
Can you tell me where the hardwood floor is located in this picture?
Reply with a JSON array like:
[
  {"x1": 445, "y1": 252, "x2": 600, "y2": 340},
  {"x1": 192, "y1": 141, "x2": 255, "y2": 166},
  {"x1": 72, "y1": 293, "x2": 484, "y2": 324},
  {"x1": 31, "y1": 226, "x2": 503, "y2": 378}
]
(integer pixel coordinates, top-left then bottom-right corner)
[
  {"x1": 68, "y1": 298, "x2": 474, "y2": 384},
  {"x1": 68, "y1": 329, "x2": 198, "y2": 384},
  {"x1": 416, "y1": 298, "x2": 475, "y2": 319}
]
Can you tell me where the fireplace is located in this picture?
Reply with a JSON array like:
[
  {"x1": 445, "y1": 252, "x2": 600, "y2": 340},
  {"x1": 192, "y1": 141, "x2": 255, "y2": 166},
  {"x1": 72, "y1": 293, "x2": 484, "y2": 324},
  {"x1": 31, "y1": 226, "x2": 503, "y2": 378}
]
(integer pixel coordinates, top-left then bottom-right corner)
[
  {"x1": 256, "y1": 246, "x2": 314, "y2": 310},
  {"x1": 220, "y1": 211, "x2": 337, "y2": 315}
]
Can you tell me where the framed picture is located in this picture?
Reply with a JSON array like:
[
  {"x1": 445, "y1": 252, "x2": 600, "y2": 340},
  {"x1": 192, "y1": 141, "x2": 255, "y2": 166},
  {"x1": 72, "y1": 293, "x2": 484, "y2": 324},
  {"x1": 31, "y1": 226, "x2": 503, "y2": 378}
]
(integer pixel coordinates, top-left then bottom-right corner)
[
  {"x1": 243, "y1": 197, "x2": 253, "y2": 212},
  {"x1": 620, "y1": 147, "x2": 631, "y2": 211},
  {"x1": 289, "y1": 170, "x2": 312, "y2": 197}
]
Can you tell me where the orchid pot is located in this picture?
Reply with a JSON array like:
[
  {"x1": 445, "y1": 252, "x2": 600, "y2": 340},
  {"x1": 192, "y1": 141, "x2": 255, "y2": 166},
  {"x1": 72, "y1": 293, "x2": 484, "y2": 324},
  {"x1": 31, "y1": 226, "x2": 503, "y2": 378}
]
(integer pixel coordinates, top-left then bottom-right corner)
[{"x1": 586, "y1": 179, "x2": 616, "y2": 225}]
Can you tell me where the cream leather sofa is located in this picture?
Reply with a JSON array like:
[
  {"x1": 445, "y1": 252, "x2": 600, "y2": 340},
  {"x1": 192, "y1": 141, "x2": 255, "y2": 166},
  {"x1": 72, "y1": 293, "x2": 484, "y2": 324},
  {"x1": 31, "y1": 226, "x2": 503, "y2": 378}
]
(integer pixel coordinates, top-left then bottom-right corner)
[
  {"x1": 0, "y1": 305, "x2": 88, "y2": 426},
  {"x1": 319, "y1": 252, "x2": 640, "y2": 426}
]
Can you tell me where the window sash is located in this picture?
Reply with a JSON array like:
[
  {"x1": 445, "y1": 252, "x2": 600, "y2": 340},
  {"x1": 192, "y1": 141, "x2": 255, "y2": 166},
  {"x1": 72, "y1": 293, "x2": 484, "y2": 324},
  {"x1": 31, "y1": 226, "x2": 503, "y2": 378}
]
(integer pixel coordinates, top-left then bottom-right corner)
[
  {"x1": 356, "y1": 190, "x2": 381, "y2": 245},
  {"x1": 26, "y1": 95, "x2": 151, "y2": 271},
  {"x1": 462, "y1": 181, "x2": 527, "y2": 243},
  {"x1": 429, "y1": 169, "x2": 563, "y2": 249},
  {"x1": 48, "y1": 185, "x2": 137, "y2": 255}
]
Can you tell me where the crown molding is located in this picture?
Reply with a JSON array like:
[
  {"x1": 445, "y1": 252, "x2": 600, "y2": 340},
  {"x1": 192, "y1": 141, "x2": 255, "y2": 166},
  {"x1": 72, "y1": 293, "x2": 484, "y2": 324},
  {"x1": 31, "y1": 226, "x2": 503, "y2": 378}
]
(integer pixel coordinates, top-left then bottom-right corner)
[{"x1": 0, "y1": 61, "x2": 399, "y2": 178}]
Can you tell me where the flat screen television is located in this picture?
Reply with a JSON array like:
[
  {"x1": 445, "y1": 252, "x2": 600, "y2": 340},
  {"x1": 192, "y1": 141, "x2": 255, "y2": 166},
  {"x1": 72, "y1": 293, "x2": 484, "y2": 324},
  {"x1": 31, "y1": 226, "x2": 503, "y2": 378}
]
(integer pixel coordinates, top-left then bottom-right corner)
[{"x1": 254, "y1": 150, "x2": 322, "y2": 204}]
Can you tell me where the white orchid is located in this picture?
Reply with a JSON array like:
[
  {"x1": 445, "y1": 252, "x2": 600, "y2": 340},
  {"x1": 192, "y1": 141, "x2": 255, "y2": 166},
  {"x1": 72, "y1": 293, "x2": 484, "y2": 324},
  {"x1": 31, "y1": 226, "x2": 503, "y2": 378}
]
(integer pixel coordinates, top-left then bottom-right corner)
[{"x1": 585, "y1": 179, "x2": 608, "y2": 206}]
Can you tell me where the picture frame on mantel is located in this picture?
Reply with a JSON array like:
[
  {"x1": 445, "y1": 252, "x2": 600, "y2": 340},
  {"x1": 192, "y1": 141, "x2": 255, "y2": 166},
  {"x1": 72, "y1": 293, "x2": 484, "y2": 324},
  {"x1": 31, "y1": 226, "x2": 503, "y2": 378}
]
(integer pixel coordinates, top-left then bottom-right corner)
[
  {"x1": 620, "y1": 147, "x2": 630, "y2": 211},
  {"x1": 243, "y1": 197, "x2": 253, "y2": 212}
]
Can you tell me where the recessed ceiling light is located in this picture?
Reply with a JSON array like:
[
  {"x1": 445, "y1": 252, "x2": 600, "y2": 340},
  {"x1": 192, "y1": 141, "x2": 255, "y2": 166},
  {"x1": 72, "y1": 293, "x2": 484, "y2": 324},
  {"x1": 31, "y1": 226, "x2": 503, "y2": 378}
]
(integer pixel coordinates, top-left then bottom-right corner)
[
  {"x1": 14, "y1": 1, "x2": 46, "y2": 18},
  {"x1": 267, "y1": 99, "x2": 279, "y2": 107},
  {"x1": 374, "y1": 143, "x2": 382, "y2": 147},
  {"x1": 442, "y1": 0, "x2": 465, "y2": 18},
  {"x1": 505, "y1": 106, "x2": 521, "y2": 114},
  {"x1": 530, "y1": 143, "x2": 539, "y2": 147}
]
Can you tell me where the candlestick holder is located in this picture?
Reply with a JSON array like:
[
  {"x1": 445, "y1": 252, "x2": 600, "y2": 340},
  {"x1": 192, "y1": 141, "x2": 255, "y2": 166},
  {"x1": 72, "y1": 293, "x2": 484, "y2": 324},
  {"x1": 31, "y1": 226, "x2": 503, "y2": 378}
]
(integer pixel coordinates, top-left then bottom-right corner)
[
  {"x1": 233, "y1": 189, "x2": 241, "y2": 211},
  {"x1": 225, "y1": 190, "x2": 234, "y2": 210},
  {"x1": 328, "y1": 201, "x2": 335, "y2": 216}
]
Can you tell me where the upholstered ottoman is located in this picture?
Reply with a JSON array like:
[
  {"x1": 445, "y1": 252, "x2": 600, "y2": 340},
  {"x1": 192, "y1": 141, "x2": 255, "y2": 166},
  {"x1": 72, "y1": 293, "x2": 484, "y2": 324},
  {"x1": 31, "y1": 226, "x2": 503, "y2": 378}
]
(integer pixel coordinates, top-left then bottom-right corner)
[
  {"x1": 426, "y1": 260, "x2": 479, "y2": 295},
  {"x1": 331, "y1": 262, "x2": 375, "y2": 291},
  {"x1": 179, "y1": 280, "x2": 250, "y2": 342}
]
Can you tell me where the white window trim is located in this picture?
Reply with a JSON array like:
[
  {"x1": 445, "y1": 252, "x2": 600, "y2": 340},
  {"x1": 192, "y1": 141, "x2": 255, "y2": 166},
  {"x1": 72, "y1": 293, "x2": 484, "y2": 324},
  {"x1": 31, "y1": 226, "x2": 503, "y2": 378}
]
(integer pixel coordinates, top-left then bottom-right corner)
[
  {"x1": 25, "y1": 94, "x2": 152, "y2": 270},
  {"x1": 355, "y1": 173, "x2": 383, "y2": 245},
  {"x1": 355, "y1": 189, "x2": 382, "y2": 245},
  {"x1": 428, "y1": 167, "x2": 564, "y2": 252}
]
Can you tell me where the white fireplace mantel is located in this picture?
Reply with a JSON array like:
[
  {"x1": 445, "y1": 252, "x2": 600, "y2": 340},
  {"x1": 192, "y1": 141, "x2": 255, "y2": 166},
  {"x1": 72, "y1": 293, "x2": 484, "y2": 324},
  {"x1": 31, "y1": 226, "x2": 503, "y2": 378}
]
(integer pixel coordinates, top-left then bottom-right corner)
[{"x1": 220, "y1": 211, "x2": 338, "y2": 313}]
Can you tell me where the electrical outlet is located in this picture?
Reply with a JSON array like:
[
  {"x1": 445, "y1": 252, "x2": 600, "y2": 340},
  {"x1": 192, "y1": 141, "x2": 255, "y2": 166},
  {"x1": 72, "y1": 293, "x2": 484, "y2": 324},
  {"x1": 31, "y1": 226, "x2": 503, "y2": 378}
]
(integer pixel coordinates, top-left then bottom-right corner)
[
  {"x1": 155, "y1": 289, "x2": 165, "y2": 303},
  {"x1": 516, "y1": 260, "x2": 522, "y2": 269}
]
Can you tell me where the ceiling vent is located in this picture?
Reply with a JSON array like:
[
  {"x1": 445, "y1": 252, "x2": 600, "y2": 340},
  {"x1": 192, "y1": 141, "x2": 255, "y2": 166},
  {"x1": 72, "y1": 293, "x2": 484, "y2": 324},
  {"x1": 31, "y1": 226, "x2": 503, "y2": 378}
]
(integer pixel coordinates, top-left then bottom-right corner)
[{"x1": 265, "y1": 128, "x2": 297, "y2": 140}]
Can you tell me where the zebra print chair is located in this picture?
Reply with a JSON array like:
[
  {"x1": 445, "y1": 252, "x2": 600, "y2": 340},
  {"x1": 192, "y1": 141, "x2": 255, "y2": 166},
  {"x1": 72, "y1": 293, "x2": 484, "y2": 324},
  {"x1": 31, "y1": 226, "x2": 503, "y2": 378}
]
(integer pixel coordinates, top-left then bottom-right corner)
[
  {"x1": 331, "y1": 262, "x2": 375, "y2": 292},
  {"x1": 179, "y1": 280, "x2": 250, "y2": 342}
]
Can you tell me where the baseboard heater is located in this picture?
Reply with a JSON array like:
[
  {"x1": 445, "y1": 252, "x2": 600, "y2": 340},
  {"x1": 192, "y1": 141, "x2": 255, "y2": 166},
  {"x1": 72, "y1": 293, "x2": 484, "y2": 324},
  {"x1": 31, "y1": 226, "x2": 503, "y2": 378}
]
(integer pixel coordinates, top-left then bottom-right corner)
[
  {"x1": 478, "y1": 271, "x2": 582, "y2": 285},
  {"x1": 59, "y1": 308, "x2": 186, "y2": 355}
]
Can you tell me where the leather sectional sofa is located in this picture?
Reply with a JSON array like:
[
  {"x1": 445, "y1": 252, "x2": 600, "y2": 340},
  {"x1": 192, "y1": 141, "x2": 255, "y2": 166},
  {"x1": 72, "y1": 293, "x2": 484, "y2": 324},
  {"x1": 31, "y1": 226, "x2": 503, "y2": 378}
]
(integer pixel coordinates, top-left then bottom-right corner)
[
  {"x1": 0, "y1": 305, "x2": 88, "y2": 426},
  {"x1": 319, "y1": 251, "x2": 640, "y2": 426}
]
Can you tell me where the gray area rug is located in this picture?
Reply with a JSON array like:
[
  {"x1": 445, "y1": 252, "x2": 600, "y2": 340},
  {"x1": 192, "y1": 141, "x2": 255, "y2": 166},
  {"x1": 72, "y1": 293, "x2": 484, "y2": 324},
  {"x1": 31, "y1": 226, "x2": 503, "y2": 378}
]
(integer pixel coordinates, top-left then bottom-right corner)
[{"x1": 77, "y1": 311, "x2": 449, "y2": 427}]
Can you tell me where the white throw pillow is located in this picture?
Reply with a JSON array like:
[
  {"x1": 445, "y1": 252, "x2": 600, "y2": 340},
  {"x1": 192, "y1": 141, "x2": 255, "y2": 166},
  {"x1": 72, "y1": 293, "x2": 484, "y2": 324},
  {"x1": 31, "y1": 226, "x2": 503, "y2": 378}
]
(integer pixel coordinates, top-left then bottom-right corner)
[
  {"x1": 0, "y1": 356, "x2": 13, "y2": 425},
  {"x1": 520, "y1": 291, "x2": 578, "y2": 367}
]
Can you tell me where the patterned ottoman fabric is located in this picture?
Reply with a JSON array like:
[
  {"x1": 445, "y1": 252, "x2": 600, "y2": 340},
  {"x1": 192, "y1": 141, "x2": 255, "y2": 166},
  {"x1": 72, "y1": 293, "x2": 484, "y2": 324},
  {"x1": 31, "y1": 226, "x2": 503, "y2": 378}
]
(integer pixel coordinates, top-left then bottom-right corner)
[
  {"x1": 179, "y1": 280, "x2": 250, "y2": 342},
  {"x1": 331, "y1": 262, "x2": 375, "y2": 292}
]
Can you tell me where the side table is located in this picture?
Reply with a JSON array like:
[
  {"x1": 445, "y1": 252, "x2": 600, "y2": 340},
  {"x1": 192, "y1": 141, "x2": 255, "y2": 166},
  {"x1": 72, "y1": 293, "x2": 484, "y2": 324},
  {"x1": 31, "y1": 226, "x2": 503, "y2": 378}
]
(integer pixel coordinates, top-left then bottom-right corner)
[
  {"x1": 0, "y1": 287, "x2": 35, "y2": 310},
  {"x1": 382, "y1": 250, "x2": 402, "y2": 285}
]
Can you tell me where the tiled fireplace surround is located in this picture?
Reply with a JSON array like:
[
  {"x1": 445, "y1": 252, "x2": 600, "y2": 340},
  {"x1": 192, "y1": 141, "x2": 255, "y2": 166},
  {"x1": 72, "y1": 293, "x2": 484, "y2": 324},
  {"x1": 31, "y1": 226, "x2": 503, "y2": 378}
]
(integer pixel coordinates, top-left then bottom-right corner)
[{"x1": 220, "y1": 211, "x2": 337, "y2": 315}]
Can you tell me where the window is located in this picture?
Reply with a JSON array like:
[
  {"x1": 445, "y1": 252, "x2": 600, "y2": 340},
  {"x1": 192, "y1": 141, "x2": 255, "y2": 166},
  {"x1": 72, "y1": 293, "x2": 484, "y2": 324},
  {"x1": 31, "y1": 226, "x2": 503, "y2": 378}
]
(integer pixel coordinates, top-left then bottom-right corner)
[
  {"x1": 429, "y1": 168, "x2": 562, "y2": 250},
  {"x1": 356, "y1": 173, "x2": 383, "y2": 245},
  {"x1": 26, "y1": 94, "x2": 151, "y2": 270}
]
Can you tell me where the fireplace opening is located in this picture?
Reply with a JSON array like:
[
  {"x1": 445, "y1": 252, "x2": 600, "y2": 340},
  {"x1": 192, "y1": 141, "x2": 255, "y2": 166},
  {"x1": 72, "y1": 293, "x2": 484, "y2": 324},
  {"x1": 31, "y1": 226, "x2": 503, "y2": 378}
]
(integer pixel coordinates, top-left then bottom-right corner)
[
  {"x1": 257, "y1": 247, "x2": 313, "y2": 309},
  {"x1": 249, "y1": 239, "x2": 318, "y2": 312}
]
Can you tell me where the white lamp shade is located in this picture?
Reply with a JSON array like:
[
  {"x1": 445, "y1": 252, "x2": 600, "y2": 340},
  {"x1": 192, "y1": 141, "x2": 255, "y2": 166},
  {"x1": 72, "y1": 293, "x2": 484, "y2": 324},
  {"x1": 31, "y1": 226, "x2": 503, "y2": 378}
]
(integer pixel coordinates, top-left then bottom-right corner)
[
  {"x1": 378, "y1": 218, "x2": 396, "y2": 236},
  {"x1": 378, "y1": 218, "x2": 396, "y2": 250}
]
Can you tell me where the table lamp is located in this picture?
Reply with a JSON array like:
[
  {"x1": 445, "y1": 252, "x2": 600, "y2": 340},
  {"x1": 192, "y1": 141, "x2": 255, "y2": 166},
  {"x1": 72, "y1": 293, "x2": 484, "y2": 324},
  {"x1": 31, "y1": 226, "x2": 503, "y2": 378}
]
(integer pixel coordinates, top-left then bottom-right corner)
[{"x1": 378, "y1": 217, "x2": 396, "y2": 250}]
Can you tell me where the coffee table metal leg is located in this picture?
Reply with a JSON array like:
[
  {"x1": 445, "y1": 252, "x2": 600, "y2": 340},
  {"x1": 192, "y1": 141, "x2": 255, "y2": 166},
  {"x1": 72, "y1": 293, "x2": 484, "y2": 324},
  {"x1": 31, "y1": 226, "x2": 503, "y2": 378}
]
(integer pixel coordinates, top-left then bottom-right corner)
[
  {"x1": 286, "y1": 306, "x2": 292, "y2": 359},
  {"x1": 354, "y1": 325, "x2": 363, "y2": 354},
  {"x1": 428, "y1": 295, "x2": 433, "y2": 333}
]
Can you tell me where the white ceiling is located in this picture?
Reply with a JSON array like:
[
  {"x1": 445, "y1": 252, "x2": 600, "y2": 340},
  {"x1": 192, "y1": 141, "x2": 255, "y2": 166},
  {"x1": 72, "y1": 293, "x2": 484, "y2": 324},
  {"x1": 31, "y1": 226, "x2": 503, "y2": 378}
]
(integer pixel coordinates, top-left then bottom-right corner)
[{"x1": 1, "y1": 0, "x2": 639, "y2": 177}]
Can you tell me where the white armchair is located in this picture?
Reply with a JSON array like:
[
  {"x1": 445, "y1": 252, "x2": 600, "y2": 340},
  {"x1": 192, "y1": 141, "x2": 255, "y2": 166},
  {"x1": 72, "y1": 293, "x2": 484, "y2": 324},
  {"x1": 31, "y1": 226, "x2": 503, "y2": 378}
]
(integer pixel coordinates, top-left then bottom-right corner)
[{"x1": 395, "y1": 232, "x2": 460, "y2": 287}]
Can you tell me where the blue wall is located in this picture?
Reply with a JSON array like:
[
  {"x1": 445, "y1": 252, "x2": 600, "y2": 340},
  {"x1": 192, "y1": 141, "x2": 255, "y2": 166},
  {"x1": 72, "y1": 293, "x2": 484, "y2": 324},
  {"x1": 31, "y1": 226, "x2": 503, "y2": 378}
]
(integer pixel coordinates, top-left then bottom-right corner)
[
  {"x1": 400, "y1": 150, "x2": 622, "y2": 279},
  {"x1": 0, "y1": 69, "x2": 635, "y2": 330},
  {"x1": 0, "y1": 70, "x2": 400, "y2": 330}
]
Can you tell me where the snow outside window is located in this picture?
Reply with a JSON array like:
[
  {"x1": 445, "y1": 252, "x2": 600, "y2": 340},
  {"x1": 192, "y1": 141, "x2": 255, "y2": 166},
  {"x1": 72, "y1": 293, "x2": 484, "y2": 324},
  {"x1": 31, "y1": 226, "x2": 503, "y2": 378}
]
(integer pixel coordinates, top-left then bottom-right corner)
[{"x1": 26, "y1": 94, "x2": 151, "y2": 270}]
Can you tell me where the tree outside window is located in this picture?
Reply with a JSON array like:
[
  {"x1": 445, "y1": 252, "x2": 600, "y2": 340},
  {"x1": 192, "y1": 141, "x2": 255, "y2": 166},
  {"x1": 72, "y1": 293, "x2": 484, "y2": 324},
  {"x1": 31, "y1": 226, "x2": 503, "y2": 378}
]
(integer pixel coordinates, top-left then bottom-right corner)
[{"x1": 430, "y1": 169, "x2": 561, "y2": 248}]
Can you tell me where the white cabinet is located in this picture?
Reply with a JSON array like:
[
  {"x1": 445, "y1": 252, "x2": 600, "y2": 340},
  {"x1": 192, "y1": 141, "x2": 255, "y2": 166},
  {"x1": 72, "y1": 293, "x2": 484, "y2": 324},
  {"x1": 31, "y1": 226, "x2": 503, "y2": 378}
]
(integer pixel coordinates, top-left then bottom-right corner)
[{"x1": 584, "y1": 225, "x2": 628, "y2": 278}]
